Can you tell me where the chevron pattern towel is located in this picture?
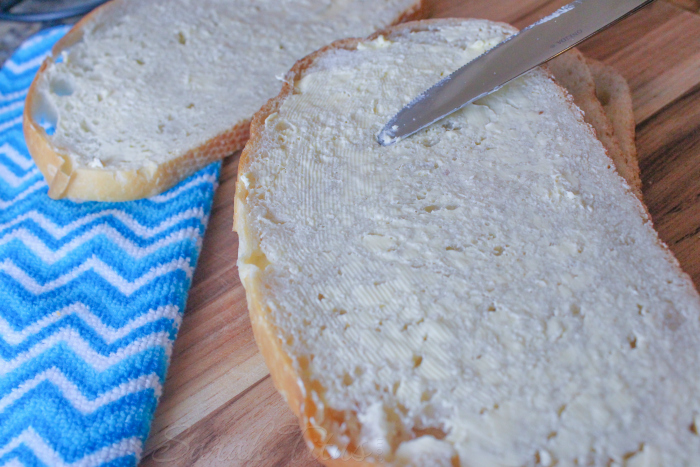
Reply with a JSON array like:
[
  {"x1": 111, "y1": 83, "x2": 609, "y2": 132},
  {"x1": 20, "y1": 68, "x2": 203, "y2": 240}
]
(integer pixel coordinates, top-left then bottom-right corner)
[{"x1": 0, "y1": 27, "x2": 220, "y2": 466}]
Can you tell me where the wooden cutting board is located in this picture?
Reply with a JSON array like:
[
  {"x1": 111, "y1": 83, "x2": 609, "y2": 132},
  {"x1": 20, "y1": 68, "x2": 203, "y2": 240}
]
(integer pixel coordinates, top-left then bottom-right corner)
[{"x1": 140, "y1": 0, "x2": 700, "y2": 465}]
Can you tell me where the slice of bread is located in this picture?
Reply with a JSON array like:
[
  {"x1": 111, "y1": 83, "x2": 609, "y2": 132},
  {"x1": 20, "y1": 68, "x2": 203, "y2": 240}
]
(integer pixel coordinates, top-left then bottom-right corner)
[
  {"x1": 235, "y1": 19, "x2": 700, "y2": 466},
  {"x1": 587, "y1": 57, "x2": 641, "y2": 194},
  {"x1": 23, "y1": 0, "x2": 426, "y2": 201}
]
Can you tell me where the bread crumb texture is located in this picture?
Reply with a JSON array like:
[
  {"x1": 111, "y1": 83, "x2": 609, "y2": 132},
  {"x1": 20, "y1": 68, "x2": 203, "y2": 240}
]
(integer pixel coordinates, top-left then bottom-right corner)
[
  {"x1": 30, "y1": 0, "x2": 420, "y2": 174},
  {"x1": 237, "y1": 20, "x2": 700, "y2": 467}
]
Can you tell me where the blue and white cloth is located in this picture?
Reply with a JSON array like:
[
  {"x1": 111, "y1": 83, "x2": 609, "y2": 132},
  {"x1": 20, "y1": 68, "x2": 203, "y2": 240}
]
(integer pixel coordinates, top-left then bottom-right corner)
[{"x1": 0, "y1": 27, "x2": 219, "y2": 466}]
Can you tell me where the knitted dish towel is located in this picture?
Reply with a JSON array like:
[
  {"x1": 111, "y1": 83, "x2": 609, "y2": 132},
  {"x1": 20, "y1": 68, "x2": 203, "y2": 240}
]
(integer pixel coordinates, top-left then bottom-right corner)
[{"x1": 0, "y1": 27, "x2": 219, "y2": 466}]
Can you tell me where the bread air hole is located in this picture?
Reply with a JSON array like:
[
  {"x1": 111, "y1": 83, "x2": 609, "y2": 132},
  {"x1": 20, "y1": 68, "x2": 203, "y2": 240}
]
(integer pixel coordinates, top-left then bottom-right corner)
[
  {"x1": 570, "y1": 303, "x2": 581, "y2": 316},
  {"x1": 274, "y1": 120, "x2": 293, "y2": 133},
  {"x1": 442, "y1": 120, "x2": 461, "y2": 131},
  {"x1": 54, "y1": 51, "x2": 66, "y2": 64},
  {"x1": 49, "y1": 76, "x2": 74, "y2": 97},
  {"x1": 420, "y1": 389, "x2": 436, "y2": 402},
  {"x1": 36, "y1": 113, "x2": 57, "y2": 136},
  {"x1": 413, "y1": 426, "x2": 447, "y2": 440},
  {"x1": 297, "y1": 355, "x2": 310, "y2": 372},
  {"x1": 622, "y1": 444, "x2": 646, "y2": 462},
  {"x1": 412, "y1": 355, "x2": 423, "y2": 368},
  {"x1": 244, "y1": 250, "x2": 270, "y2": 271},
  {"x1": 420, "y1": 136, "x2": 440, "y2": 147},
  {"x1": 534, "y1": 450, "x2": 555, "y2": 466},
  {"x1": 628, "y1": 335, "x2": 637, "y2": 349}
]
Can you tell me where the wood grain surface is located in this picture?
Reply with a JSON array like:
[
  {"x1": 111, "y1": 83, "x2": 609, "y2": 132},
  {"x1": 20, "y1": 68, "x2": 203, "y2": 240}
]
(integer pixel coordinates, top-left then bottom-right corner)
[{"x1": 140, "y1": 1, "x2": 700, "y2": 465}]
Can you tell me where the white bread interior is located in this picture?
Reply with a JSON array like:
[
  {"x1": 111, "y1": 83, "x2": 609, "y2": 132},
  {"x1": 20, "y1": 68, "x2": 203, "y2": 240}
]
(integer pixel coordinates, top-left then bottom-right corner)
[
  {"x1": 23, "y1": 0, "x2": 426, "y2": 201},
  {"x1": 235, "y1": 19, "x2": 700, "y2": 467}
]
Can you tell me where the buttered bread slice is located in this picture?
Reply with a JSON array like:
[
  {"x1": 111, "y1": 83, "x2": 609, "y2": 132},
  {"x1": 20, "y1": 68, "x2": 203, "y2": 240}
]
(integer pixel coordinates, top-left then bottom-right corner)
[
  {"x1": 235, "y1": 19, "x2": 700, "y2": 467},
  {"x1": 23, "y1": 0, "x2": 425, "y2": 200}
]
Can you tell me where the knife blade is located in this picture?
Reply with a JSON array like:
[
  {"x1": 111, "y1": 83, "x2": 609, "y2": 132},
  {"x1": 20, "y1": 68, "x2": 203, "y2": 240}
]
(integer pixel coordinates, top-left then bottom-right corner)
[{"x1": 377, "y1": 0, "x2": 656, "y2": 146}]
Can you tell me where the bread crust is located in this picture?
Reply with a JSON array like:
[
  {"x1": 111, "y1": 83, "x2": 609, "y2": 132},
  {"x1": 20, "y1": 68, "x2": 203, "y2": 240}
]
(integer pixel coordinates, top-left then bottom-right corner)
[
  {"x1": 586, "y1": 58, "x2": 641, "y2": 195},
  {"x1": 23, "y1": 0, "x2": 427, "y2": 201}
]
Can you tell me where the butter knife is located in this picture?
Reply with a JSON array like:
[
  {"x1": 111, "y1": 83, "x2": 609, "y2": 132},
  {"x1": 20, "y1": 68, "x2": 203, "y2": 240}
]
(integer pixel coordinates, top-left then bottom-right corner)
[{"x1": 377, "y1": 0, "x2": 656, "y2": 146}]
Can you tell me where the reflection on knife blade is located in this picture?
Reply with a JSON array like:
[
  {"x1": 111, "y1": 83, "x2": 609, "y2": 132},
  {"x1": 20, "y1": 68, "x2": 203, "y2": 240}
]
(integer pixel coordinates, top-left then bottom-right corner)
[{"x1": 377, "y1": 0, "x2": 656, "y2": 146}]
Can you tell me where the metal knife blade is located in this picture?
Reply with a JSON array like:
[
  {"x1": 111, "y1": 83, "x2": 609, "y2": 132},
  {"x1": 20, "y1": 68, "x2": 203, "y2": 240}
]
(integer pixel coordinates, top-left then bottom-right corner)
[{"x1": 377, "y1": 0, "x2": 656, "y2": 146}]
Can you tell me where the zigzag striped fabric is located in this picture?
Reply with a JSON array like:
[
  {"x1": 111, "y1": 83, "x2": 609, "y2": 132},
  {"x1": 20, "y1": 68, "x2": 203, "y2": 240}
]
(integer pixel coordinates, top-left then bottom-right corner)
[{"x1": 0, "y1": 27, "x2": 220, "y2": 466}]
